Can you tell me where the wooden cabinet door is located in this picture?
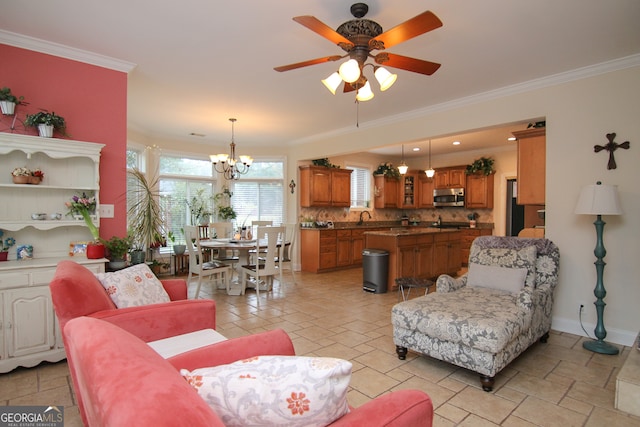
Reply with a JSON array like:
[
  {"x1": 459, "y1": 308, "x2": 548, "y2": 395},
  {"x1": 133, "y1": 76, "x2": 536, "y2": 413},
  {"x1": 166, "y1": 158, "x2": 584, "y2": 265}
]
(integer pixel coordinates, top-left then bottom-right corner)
[
  {"x1": 514, "y1": 128, "x2": 545, "y2": 205},
  {"x1": 397, "y1": 245, "x2": 417, "y2": 278},
  {"x1": 331, "y1": 169, "x2": 352, "y2": 207},
  {"x1": 398, "y1": 172, "x2": 418, "y2": 209},
  {"x1": 336, "y1": 230, "x2": 352, "y2": 266},
  {"x1": 310, "y1": 169, "x2": 332, "y2": 206},
  {"x1": 466, "y1": 173, "x2": 494, "y2": 209},
  {"x1": 434, "y1": 171, "x2": 449, "y2": 188},
  {"x1": 415, "y1": 242, "x2": 435, "y2": 279},
  {"x1": 373, "y1": 175, "x2": 399, "y2": 208},
  {"x1": 432, "y1": 240, "x2": 449, "y2": 277},
  {"x1": 447, "y1": 236, "x2": 462, "y2": 275},
  {"x1": 351, "y1": 229, "x2": 366, "y2": 264},
  {"x1": 418, "y1": 176, "x2": 434, "y2": 208},
  {"x1": 4, "y1": 287, "x2": 55, "y2": 358},
  {"x1": 449, "y1": 169, "x2": 465, "y2": 188}
]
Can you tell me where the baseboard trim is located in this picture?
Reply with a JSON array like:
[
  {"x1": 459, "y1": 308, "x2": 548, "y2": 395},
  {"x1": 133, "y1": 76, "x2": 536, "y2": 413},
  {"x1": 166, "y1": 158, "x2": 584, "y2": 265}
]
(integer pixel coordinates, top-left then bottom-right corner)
[{"x1": 552, "y1": 316, "x2": 636, "y2": 347}]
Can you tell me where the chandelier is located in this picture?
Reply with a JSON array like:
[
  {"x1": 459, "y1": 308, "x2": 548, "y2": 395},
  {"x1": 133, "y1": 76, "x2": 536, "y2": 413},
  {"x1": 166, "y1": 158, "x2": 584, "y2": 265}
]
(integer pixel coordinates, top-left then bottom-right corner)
[{"x1": 210, "y1": 118, "x2": 253, "y2": 180}]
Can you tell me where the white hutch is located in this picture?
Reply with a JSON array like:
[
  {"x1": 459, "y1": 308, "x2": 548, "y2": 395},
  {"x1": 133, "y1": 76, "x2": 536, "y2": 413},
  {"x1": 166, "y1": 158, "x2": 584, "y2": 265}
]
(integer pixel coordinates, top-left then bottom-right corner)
[{"x1": 0, "y1": 133, "x2": 106, "y2": 372}]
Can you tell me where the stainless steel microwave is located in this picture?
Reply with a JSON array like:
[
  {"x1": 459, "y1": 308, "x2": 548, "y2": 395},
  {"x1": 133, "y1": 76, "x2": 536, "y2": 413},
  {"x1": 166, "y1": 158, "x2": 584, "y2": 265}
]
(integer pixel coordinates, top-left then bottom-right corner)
[{"x1": 433, "y1": 188, "x2": 465, "y2": 207}]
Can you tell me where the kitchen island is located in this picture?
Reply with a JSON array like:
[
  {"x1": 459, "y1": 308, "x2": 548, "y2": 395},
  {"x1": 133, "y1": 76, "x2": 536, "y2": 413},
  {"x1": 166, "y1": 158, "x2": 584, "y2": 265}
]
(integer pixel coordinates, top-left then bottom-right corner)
[{"x1": 364, "y1": 228, "x2": 461, "y2": 291}]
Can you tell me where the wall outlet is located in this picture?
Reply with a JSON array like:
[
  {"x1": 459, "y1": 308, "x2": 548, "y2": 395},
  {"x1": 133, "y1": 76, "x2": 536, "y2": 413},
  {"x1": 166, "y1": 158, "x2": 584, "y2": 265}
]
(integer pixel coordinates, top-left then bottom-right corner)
[{"x1": 99, "y1": 204, "x2": 114, "y2": 218}]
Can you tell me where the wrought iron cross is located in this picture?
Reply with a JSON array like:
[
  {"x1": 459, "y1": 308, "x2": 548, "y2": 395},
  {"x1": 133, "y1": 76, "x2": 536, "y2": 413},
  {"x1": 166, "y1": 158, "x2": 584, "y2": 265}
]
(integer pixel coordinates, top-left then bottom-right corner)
[{"x1": 594, "y1": 132, "x2": 630, "y2": 170}]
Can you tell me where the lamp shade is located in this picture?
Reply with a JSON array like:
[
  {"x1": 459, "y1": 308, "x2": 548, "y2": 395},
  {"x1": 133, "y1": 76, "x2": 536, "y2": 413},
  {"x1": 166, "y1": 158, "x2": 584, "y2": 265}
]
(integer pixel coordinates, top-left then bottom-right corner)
[
  {"x1": 338, "y1": 59, "x2": 361, "y2": 83},
  {"x1": 575, "y1": 182, "x2": 623, "y2": 215},
  {"x1": 425, "y1": 168, "x2": 435, "y2": 178},
  {"x1": 321, "y1": 72, "x2": 342, "y2": 95},
  {"x1": 355, "y1": 81, "x2": 374, "y2": 101},
  {"x1": 374, "y1": 66, "x2": 397, "y2": 91}
]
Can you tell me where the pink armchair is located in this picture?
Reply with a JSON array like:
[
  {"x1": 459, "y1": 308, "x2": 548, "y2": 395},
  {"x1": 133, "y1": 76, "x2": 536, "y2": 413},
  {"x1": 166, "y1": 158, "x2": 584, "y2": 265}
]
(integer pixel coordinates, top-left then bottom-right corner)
[
  {"x1": 64, "y1": 317, "x2": 434, "y2": 426},
  {"x1": 50, "y1": 260, "x2": 216, "y2": 342}
]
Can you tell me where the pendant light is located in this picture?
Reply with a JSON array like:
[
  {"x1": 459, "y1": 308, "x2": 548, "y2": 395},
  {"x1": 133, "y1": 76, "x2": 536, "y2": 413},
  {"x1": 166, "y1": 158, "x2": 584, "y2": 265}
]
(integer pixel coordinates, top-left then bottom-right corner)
[
  {"x1": 398, "y1": 145, "x2": 408, "y2": 175},
  {"x1": 425, "y1": 139, "x2": 435, "y2": 178}
]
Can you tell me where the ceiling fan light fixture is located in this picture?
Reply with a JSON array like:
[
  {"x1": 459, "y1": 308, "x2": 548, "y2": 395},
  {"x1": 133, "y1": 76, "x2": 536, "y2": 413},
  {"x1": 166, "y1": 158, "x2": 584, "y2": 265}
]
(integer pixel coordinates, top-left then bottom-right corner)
[
  {"x1": 321, "y1": 72, "x2": 342, "y2": 95},
  {"x1": 355, "y1": 80, "x2": 374, "y2": 101},
  {"x1": 339, "y1": 59, "x2": 361, "y2": 83},
  {"x1": 374, "y1": 66, "x2": 397, "y2": 91}
]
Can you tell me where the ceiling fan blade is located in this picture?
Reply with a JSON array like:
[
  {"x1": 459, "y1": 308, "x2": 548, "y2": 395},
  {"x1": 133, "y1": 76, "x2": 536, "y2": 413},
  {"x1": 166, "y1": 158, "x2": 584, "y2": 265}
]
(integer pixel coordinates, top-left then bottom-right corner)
[
  {"x1": 293, "y1": 16, "x2": 354, "y2": 47},
  {"x1": 371, "y1": 11, "x2": 443, "y2": 50},
  {"x1": 274, "y1": 55, "x2": 342, "y2": 72},
  {"x1": 375, "y1": 53, "x2": 441, "y2": 75}
]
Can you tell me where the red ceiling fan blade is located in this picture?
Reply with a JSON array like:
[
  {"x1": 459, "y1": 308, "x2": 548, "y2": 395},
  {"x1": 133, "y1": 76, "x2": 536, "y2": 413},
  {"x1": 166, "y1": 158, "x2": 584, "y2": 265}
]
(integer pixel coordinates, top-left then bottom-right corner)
[
  {"x1": 274, "y1": 55, "x2": 342, "y2": 72},
  {"x1": 371, "y1": 11, "x2": 442, "y2": 50},
  {"x1": 292, "y1": 16, "x2": 354, "y2": 47},
  {"x1": 375, "y1": 53, "x2": 441, "y2": 75}
]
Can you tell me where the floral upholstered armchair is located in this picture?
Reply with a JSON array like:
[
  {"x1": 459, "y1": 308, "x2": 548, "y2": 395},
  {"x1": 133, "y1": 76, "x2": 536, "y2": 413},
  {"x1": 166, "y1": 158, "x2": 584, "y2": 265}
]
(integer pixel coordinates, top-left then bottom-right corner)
[{"x1": 392, "y1": 236, "x2": 559, "y2": 391}]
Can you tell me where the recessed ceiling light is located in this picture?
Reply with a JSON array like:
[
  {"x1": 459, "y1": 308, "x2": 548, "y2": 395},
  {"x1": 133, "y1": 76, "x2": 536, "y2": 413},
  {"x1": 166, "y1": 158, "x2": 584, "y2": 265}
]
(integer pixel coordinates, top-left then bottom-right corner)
[
  {"x1": 452, "y1": 141, "x2": 461, "y2": 145},
  {"x1": 508, "y1": 137, "x2": 517, "y2": 141},
  {"x1": 412, "y1": 147, "x2": 420, "y2": 152}
]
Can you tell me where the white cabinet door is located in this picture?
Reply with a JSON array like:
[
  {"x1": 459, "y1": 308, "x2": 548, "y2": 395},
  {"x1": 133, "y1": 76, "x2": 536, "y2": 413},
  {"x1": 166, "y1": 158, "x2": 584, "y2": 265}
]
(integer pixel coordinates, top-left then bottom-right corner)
[{"x1": 4, "y1": 286, "x2": 55, "y2": 358}]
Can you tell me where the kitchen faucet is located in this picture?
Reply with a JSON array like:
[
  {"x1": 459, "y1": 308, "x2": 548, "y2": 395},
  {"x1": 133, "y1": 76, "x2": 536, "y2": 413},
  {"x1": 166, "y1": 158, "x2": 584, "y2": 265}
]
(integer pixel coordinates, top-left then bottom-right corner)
[
  {"x1": 358, "y1": 210, "x2": 372, "y2": 225},
  {"x1": 437, "y1": 215, "x2": 442, "y2": 226}
]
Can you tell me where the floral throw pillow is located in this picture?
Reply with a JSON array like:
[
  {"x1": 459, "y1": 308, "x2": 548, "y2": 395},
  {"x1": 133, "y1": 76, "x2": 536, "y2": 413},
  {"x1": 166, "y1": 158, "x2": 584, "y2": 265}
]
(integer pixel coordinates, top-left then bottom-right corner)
[
  {"x1": 181, "y1": 355, "x2": 351, "y2": 427},
  {"x1": 469, "y1": 245, "x2": 537, "y2": 287},
  {"x1": 95, "y1": 263, "x2": 170, "y2": 308}
]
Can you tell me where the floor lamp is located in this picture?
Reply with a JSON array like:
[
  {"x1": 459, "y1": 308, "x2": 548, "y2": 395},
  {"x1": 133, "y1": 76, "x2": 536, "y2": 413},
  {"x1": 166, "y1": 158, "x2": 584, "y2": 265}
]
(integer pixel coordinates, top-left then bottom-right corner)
[{"x1": 574, "y1": 181, "x2": 623, "y2": 355}]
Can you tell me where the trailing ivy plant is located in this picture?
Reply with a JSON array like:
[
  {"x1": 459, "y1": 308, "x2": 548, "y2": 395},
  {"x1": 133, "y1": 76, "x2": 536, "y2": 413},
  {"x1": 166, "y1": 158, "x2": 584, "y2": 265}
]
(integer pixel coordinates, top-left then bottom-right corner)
[
  {"x1": 465, "y1": 157, "x2": 495, "y2": 175},
  {"x1": 312, "y1": 158, "x2": 340, "y2": 168}
]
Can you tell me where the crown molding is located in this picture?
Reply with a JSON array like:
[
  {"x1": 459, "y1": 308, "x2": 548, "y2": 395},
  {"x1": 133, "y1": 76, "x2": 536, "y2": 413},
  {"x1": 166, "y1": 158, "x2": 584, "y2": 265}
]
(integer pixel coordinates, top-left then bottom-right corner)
[{"x1": 0, "y1": 29, "x2": 136, "y2": 73}]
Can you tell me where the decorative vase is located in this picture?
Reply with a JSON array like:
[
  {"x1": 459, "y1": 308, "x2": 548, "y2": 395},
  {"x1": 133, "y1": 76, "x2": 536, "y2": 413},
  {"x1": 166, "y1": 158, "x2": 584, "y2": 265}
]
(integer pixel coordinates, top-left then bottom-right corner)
[
  {"x1": 12, "y1": 175, "x2": 29, "y2": 184},
  {"x1": 130, "y1": 250, "x2": 146, "y2": 265},
  {"x1": 0, "y1": 252, "x2": 8, "y2": 261},
  {"x1": 173, "y1": 244, "x2": 186, "y2": 255},
  {"x1": 469, "y1": 220, "x2": 477, "y2": 228},
  {"x1": 109, "y1": 259, "x2": 127, "y2": 270},
  {"x1": 38, "y1": 124, "x2": 54, "y2": 138},
  {"x1": 0, "y1": 101, "x2": 16, "y2": 115},
  {"x1": 86, "y1": 242, "x2": 105, "y2": 259}
]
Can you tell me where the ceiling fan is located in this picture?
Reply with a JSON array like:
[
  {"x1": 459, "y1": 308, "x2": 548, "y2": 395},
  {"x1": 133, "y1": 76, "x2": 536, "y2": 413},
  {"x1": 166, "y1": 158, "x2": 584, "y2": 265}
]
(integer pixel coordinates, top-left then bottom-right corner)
[{"x1": 274, "y1": 3, "x2": 443, "y2": 97}]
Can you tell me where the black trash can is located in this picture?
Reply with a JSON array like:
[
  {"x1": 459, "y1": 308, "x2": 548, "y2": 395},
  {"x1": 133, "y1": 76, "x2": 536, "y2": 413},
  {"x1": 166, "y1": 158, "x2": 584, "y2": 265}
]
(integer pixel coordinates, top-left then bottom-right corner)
[{"x1": 362, "y1": 249, "x2": 389, "y2": 293}]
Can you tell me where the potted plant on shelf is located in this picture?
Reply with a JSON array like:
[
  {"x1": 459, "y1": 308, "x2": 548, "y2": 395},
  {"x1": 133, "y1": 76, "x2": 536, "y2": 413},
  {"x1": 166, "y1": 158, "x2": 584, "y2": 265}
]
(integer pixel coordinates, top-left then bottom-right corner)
[
  {"x1": 11, "y1": 166, "x2": 31, "y2": 184},
  {"x1": 168, "y1": 228, "x2": 186, "y2": 255},
  {"x1": 24, "y1": 110, "x2": 67, "y2": 137},
  {"x1": 101, "y1": 234, "x2": 133, "y2": 270},
  {"x1": 0, "y1": 229, "x2": 16, "y2": 261},
  {"x1": 213, "y1": 186, "x2": 237, "y2": 222},
  {"x1": 467, "y1": 212, "x2": 478, "y2": 228},
  {"x1": 373, "y1": 162, "x2": 401, "y2": 179},
  {"x1": 0, "y1": 87, "x2": 25, "y2": 115},
  {"x1": 127, "y1": 168, "x2": 165, "y2": 263},
  {"x1": 465, "y1": 157, "x2": 495, "y2": 175},
  {"x1": 65, "y1": 192, "x2": 105, "y2": 259}
]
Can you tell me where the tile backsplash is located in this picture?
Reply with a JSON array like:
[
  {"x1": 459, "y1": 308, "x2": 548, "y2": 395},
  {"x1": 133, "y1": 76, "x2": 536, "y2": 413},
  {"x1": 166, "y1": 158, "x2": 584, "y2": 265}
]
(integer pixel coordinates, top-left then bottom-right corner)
[{"x1": 299, "y1": 207, "x2": 494, "y2": 225}]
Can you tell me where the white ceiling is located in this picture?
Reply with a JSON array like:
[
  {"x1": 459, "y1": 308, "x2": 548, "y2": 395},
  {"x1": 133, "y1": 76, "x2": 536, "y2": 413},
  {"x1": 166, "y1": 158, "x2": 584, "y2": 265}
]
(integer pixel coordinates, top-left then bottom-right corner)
[{"x1": 1, "y1": 0, "x2": 639, "y2": 158}]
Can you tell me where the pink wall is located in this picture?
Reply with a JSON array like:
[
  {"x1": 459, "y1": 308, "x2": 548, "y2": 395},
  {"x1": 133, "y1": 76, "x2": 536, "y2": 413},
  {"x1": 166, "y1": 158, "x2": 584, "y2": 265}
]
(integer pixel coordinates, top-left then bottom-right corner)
[{"x1": 0, "y1": 43, "x2": 128, "y2": 239}]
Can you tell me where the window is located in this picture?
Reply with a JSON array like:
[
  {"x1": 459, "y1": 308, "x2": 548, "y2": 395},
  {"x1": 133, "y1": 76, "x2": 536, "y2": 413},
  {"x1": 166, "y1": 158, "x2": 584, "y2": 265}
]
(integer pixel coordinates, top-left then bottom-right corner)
[
  {"x1": 347, "y1": 164, "x2": 371, "y2": 209},
  {"x1": 229, "y1": 160, "x2": 284, "y2": 227},
  {"x1": 159, "y1": 155, "x2": 214, "y2": 244}
]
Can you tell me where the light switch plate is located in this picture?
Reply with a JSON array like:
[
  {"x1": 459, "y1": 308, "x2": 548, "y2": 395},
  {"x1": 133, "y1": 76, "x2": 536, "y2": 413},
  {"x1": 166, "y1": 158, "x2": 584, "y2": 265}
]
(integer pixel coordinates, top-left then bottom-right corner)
[{"x1": 99, "y1": 204, "x2": 114, "y2": 218}]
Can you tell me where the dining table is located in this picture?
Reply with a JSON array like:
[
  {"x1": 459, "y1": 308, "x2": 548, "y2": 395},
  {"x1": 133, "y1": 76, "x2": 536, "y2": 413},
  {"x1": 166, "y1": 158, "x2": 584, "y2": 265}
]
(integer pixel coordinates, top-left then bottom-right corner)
[{"x1": 199, "y1": 237, "x2": 289, "y2": 295}]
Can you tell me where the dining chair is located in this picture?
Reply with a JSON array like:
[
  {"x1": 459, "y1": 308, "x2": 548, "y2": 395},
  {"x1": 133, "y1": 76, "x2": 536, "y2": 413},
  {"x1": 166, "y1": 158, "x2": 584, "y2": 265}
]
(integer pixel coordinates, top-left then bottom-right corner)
[
  {"x1": 248, "y1": 221, "x2": 273, "y2": 262},
  {"x1": 277, "y1": 223, "x2": 297, "y2": 284},
  {"x1": 239, "y1": 226, "x2": 284, "y2": 298},
  {"x1": 209, "y1": 222, "x2": 239, "y2": 269},
  {"x1": 184, "y1": 226, "x2": 230, "y2": 299}
]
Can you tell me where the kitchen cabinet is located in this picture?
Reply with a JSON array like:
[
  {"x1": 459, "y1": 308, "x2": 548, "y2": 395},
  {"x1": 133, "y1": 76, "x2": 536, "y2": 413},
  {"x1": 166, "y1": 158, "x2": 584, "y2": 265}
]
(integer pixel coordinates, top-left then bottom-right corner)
[
  {"x1": 465, "y1": 172, "x2": 494, "y2": 209},
  {"x1": 460, "y1": 228, "x2": 493, "y2": 265},
  {"x1": 373, "y1": 174, "x2": 399, "y2": 208},
  {"x1": 418, "y1": 175, "x2": 435, "y2": 208},
  {"x1": 364, "y1": 229, "x2": 461, "y2": 290},
  {"x1": 433, "y1": 232, "x2": 462, "y2": 277},
  {"x1": 301, "y1": 227, "x2": 381, "y2": 272},
  {"x1": 398, "y1": 172, "x2": 419, "y2": 209},
  {"x1": 0, "y1": 260, "x2": 105, "y2": 372},
  {"x1": 513, "y1": 128, "x2": 545, "y2": 205},
  {"x1": 434, "y1": 166, "x2": 466, "y2": 189},
  {"x1": 299, "y1": 166, "x2": 352, "y2": 207}
]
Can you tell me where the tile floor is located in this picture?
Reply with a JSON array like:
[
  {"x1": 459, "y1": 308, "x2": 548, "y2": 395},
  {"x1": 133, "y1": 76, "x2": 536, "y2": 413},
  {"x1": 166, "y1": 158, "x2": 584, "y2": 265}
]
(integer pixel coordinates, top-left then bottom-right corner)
[{"x1": 1, "y1": 267, "x2": 639, "y2": 426}]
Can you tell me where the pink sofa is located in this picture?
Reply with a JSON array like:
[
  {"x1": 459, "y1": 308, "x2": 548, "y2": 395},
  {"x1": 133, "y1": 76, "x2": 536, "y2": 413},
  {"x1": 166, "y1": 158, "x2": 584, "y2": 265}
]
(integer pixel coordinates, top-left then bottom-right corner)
[
  {"x1": 50, "y1": 260, "x2": 216, "y2": 342},
  {"x1": 64, "y1": 317, "x2": 434, "y2": 426}
]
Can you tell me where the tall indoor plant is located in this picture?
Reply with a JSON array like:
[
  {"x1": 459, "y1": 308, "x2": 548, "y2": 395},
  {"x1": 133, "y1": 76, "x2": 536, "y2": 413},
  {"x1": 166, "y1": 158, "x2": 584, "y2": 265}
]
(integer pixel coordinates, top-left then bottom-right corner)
[{"x1": 127, "y1": 168, "x2": 165, "y2": 263}]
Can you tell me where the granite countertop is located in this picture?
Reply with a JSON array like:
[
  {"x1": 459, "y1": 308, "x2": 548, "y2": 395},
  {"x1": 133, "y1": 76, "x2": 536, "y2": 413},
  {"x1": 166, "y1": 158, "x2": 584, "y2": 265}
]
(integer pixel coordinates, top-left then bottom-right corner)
[
  {"x1": 364, "y1": 228, "x2": 460, "y2": 237},
  {"x1": 301, "y1": 221, "x2": 493, "y2": 231}
]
